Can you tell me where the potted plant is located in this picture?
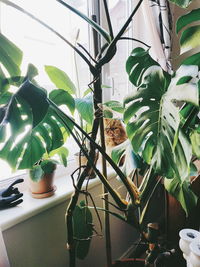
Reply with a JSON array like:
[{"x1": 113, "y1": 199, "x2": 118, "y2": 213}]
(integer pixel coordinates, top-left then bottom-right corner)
[
  {"x1": 0, "y1": 0, "x2": 199, "y2": 267},
  {"x1": 29, "y1": 158, "x2": 57, "y2": 198},
  {"x1": 28, "y1": 144, "x2": 69, "y2": 198}
]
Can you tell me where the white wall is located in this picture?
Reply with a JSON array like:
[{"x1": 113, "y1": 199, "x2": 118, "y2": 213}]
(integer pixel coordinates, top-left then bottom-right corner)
[{"x1": 2, "y1": 178, "x2": 138, "y2": 267}]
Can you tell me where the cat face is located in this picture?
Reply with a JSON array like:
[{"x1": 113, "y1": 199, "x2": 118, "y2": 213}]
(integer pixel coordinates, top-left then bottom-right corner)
[{"x1": 104, "y1": 118, "x2": 127, "y2": 147}]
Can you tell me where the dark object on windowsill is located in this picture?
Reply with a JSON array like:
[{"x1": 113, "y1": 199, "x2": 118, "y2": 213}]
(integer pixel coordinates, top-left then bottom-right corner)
[
  {"x1": 111, "y1": 258, "x2": 145, "y2": 267},
  {"x1": 0, "y1": 179, "x2": 24, "y2": 209}
]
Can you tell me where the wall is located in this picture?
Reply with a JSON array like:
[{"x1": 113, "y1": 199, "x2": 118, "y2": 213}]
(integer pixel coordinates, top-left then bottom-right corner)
[{"x1": 2, "y1": 178, "x2": 138, "y2": 267}]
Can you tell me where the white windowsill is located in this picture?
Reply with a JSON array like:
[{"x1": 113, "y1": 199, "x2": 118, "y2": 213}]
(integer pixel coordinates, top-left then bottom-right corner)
[{"x1": 0, "y1": 164, "x2": 115, "y2": 232}]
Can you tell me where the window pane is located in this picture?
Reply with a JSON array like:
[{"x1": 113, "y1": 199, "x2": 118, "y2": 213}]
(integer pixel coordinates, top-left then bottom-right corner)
[
  {"x1": 0, "y1": 0, "x2": 90, "y2": 179},
  {"x1": 104, "y1": 0, "x2": 130, "y2": 101}
]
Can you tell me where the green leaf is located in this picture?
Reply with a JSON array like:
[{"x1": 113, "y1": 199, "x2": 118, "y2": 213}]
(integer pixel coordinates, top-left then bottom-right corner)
[
  {"x1": 0, "y1": 85, "x2": 73, "y2": 170},
  {"x1": 29, "y1": 165, "x2": 44, "y2": 182},
  {"x1": 57, "y1": 0, "x2": 111, "y2": 43},
  {"x1": 190, "y1": 129, "x2": 200, "y2": 158},
  {"x1": 103, "y1": 100, "x2": 124, "y2": 113},
  {"x1": 75, "y1": 94, "x2": 93, "y2": 125},
  {"x1": 180, "y1": 25, "x2": 200, "y2": 54},
  {"x1": 181, "y1": 52, "x2": 200, "y2": 66},
  {"x1": 41, "y1": 159, "x2": 56, "y2": 174},
  {"x1": 0, "y1": 33, "x2": 22, "y2": 76},
  {"x1": 49, "y1": 89, "x2": 75, "y2": 114},
  {"x1": 124, "y1": 67, "x2": 192, "y2": 179},
  {"x1": 83, "y1": 88, "x2": 92, "y2": 96},
  {"x1": 45, "y1": 65, "x2": 76, "y2": 94},
  {"x1": 111, "y1": 139, "x2": 143, "y2": 177},
  {"x1": 167, "y1": 65, "x2": 199, "y2": 106},
  {"x1": 18, "y1": 80, "x2": 49, "y2": 127},
  {"x1": 73, "y1": 201, "x2": 93, "y2": 260},
  {"x1": 169, "y1": 0, "x2": 192, "y2": 8},
  {"x1": 164, "y1": 177, "x2": 198, "y2": 216},
  {"x1": 26, "y1": 63, "x2": 38, "y2": 80},
  {"x1": 126, "y1": 47, "x2": 159, "y2": 87},
  {"x1": 176, "y1": 8, "x2": 200, "y2": 33},
  {"x1": 49, "y1": 146, "x2": 69, "y2": 167},
  {"x1": 103, "y1": 110, "x2": 113, "y2": 118}
]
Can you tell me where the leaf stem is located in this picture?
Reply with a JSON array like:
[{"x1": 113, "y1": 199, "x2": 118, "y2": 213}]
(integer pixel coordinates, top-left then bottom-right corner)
[
  {"x1": 102, "y1": 0, "x2": 114, "y2": 39},
  {"x1": 119, "y1": 37, "x2": 150, "y2": 48}
]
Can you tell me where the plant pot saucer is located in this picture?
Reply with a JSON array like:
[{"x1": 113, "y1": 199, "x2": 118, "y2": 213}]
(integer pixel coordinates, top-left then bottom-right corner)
[{"x1": 30, "y1": 185, "x2": 57, "y2": 199}]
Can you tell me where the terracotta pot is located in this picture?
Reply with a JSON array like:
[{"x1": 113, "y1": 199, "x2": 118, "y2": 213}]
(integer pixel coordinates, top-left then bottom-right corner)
[
  {"x1": 74, "y1": 152, "x2": 88, "y2": 166},
  {"x1": 29, "y1": 171, "x2": 56, "y2": 199}
]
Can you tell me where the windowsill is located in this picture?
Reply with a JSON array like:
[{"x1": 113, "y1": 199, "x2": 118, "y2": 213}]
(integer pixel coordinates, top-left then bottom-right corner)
[{"x1": 0, "y1": 163, "x2": 115, "y2": 232}]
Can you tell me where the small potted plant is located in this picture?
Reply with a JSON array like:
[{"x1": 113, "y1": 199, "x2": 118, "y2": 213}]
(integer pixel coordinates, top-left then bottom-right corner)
[
  {"x1": 28, "y1": 158, "x2": 57, "y2": 198},
  {"x1": 28, "y1": 146, "x2": 69, "y2": 198}
]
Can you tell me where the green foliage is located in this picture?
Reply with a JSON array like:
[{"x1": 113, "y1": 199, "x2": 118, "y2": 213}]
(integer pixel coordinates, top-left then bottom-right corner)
[
  {"x1": 126, "y1": 47, "x2": 158, "y2": 87},
  {"x1": 40, "y1": 159, "x2": 56, "y2": 174},
  {"x1": 169, "y1": 0, "x2": 192, "y2": 8},
  {"x1": 164, "y1": 176, "x2": 198, "y2": 216},
  {"x1": 49, "y1": 89, "x2": 75, "y2": 114},
  {"x1": 111, "y1": 140, "x2": 143, "y2": 177},
  {"x1": 0, "y1": 33, "x2": 22, "y2": 76},
  {"x1": 49, "y1": 146, "x2": 69, "y2": 167},
  {"x1": 29, "y1": 165, "x2": 44, "y2": 182},
  {"x1": 29, "y1": 159, "x2": 56, "y2": 181},
  {"x1": 125, "y1": 44, "x2": 199, "y2": 180},
  {"x1": 103, "y1": 100, "x2": 125, "y2": 114},
  {"x1": 176, "y1": 8, "x2": 200, "y2": 55},
  {"x1": 0, "y1": 80, "x2": 73, "y2": 169},
  {"x1": 190, "y1": 128, "x2": 200, "y2": 158},
  {"x1": 73, "y1": 201, "x2": 93, "y2": 260},
  {"x1": 45, "y1": 65, "x2": 76, "y2": 94},
  {"x1": 176, "y1": 8, "x2": 200, "y2": 33},
  {"x1": 75, "y1": 94, "x2": 94, "y2": 125}
]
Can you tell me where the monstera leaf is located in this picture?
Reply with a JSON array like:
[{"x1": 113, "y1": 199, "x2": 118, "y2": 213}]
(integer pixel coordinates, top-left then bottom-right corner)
[
  {"x1": 0, "y1": 80, "x2": 73, "y2": 169},
  {"x1": 124, "y1": 66, "x2": 195, "y2": 180},
  {"x1": 126, "y1": 47, "x2": 159, "y2": 87},
  {"x1": 49, "y1": 89, "x2": 75, "y2": 114},
  {"x1": 176, "y1": 8, "x2": 200, "y2": 54},
  {"x1": 164, "y1": 176, "x2": 198, "y2": 216},
  {"x1": 190, "y1": 127, "x2": 200, "y2": 158},
  {"x1": 73, "y1": 201, "x2": 93, "y2": 260},
  {"x1": 111, "y1": 139, "x2": 143, "y2": 177},
  {"x1": 169, "y1": 0, "x2": 192, "y2": 8}
]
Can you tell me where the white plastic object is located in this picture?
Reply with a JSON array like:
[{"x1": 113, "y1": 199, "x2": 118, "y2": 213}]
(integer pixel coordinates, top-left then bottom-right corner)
[{"x1": 179, "y1": 229, "x2": 200, "y2": 267}]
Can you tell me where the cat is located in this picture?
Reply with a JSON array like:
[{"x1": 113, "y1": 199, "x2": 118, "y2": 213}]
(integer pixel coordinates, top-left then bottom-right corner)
[{"x1": 104, "y1": 118, "x2": 127, "y2": 157}]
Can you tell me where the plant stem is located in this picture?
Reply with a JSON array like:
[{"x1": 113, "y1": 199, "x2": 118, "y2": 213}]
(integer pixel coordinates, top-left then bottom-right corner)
[
  {"x1": 92, "y1": 12, "x2": 112, "y2": 266},
  {"x1": 103, "y1": 0, "x2": 114, "y2": 39},
  {"x1": 119, "y1": 37, "x2": 150, "y2": 48},
  {"x1": 50, "y1": 99, "x2": 138, "y2": 205},
  {"x1": 97, "y1": 0, "x2": 144, "y2": 68}
]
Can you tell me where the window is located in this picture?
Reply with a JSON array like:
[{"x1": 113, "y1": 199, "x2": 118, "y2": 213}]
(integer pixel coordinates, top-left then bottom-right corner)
[
  {"x1": 102, "y1": 0, "x2": 132, "y2": 101},
  {"x1": 0, "y1": 0, "x2": 131, "y2": 181},
  {"x1": 0, "y1": 0, "x2": 91, "y2": 180}
]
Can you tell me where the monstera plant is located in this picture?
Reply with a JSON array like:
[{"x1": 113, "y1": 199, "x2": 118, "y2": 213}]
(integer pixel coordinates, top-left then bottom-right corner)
[
  {"x1": 0, "y1": 0, "x2": 199, "y2": 266},
  {"x1": 123, "y1": 3, "x2": 200, "y2": 215}
]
